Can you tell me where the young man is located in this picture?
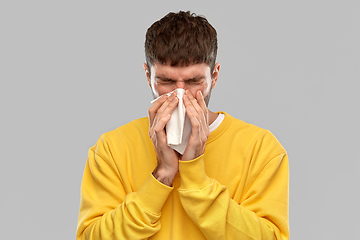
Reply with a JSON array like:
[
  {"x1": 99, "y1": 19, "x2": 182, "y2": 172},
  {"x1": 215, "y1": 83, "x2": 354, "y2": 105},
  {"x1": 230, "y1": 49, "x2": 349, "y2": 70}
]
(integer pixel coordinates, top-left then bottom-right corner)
[{"x1": 77, "y1": 11, "x2": 289, "y2": 240}]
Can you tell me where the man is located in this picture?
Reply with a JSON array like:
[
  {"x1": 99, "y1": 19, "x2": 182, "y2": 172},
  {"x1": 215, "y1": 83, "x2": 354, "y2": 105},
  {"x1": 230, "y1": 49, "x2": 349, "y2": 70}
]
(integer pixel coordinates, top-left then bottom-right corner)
[{"x1": 77, "y1": 11, "x2": 289, "y2": 240}]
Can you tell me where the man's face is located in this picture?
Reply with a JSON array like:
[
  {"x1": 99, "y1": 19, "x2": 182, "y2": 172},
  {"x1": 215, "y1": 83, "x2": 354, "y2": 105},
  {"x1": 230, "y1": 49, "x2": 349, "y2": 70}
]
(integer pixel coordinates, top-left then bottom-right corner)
[{"x1": 145, "y1": 62, "x2": 219, "y2": 106}]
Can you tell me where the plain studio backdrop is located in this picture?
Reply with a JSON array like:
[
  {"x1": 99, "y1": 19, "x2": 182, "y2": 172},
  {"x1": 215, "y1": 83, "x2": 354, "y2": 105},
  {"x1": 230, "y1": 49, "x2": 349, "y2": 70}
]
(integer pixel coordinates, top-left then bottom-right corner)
[{"x1": 0, "y1": 1, "x2": 359, "y2": 239}]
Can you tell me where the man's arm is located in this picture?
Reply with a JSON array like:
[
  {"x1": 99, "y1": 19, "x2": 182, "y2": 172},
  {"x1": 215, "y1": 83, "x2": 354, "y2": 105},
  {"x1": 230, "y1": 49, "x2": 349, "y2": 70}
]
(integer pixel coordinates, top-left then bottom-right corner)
[
  {"x1": 77, "y1": 93, "x2": 180, "y2": 240},
  {"x1": 178, "y1": 91, "x2": 289, "y2": 240},
  {"x1": 178, "y1": 153, "x2": 289, "y2": 240},
  {"x1": 76, "y1": 139, "x2": 173, "y2": 240}
]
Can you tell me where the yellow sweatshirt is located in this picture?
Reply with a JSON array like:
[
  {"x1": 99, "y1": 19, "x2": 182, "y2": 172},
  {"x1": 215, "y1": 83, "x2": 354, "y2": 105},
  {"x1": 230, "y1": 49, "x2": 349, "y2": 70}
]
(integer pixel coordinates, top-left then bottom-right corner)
[{"x1": 77, "y1": 112, "x2": 289, "y2": 240}]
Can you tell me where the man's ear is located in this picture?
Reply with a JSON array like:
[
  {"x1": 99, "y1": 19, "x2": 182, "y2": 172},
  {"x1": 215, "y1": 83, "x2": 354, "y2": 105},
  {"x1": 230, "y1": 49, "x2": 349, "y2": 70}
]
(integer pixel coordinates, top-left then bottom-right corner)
[
  {"x1": 211, "y1": 63, "x2": 220, "y2": 89},
  {"x1": 143, "y1": 63, "x2": 151, "y2": 88}
]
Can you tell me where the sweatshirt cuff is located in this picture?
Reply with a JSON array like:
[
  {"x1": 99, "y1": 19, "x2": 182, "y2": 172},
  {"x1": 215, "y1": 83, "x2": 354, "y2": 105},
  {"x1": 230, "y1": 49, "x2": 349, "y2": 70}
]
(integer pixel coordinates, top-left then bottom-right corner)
[
  {"x1": 135, "y1": 173, "x2": 173, "y2": 214},
  {"x1": 178, "y1": 154, "x2": 212, "y2": 190}
]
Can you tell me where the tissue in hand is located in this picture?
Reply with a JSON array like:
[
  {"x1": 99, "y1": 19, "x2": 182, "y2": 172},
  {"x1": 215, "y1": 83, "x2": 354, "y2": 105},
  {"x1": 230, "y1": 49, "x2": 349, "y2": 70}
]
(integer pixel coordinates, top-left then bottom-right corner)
[{"x1": 150, "y1": 89, "x2": 192, "y2": 154}]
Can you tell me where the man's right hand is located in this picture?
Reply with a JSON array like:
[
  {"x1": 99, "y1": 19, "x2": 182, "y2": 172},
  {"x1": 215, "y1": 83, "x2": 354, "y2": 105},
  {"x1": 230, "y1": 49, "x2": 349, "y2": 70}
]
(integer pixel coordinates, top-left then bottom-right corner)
[{"x1": 148, "y1": 91, "x2": 179, "y2": 186}]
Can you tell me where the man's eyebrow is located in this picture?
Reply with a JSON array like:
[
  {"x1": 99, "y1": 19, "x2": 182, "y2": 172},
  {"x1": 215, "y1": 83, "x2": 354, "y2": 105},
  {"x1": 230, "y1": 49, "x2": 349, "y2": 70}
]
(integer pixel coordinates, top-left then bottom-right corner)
[
  {"x1": 155, "y1": 75, "x2": 205, "y2": 81},
  {"x1": 155, "y1": 76, "x2": 174, "y2": 81},
  {"x1": 186, "y1": 76, "x2": 205, "y2": 81}
]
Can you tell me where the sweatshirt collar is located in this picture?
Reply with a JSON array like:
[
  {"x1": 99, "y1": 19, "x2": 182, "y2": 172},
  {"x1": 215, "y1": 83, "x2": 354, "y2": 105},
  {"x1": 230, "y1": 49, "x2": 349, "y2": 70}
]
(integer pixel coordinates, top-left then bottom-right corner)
[{"x1": 207, "y1": 111, "x2": 232, "y2": 144}]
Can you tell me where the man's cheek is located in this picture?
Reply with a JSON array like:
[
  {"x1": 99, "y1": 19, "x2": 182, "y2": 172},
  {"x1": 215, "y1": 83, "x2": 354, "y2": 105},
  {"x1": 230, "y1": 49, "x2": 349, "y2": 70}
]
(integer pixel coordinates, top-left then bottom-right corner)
[
  {"x1": 150, "y1": 81, "x2": 160, "y2": 98},
  {"x1": 201, "y1": 84, "x2": 211, "y2": 99},
  {"x1": 152, "y1": 82, "x2": 174, "y2": 98}
]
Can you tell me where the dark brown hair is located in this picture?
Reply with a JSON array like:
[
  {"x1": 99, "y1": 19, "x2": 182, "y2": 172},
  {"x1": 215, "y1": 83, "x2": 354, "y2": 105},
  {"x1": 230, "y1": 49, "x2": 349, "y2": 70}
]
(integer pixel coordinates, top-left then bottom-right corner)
[{"x1": 145, "y1": 11, "x2": 218, "y2": 73}]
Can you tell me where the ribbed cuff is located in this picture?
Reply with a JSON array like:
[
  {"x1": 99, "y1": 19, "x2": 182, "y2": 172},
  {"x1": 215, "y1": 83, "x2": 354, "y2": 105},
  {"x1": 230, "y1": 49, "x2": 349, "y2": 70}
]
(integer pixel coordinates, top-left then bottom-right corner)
[
  {"x1": 178, "y1": 154, "x2": 212, "y2": 190},
  {"x1": 135, "y1": 173, "x2": 173, "y2": 214}
]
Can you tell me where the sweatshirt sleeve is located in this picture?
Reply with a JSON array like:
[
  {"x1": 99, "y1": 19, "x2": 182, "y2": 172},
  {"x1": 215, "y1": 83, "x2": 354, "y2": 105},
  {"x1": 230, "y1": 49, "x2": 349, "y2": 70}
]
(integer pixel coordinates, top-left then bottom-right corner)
[
  {"x1": 177, "y1": 153, "x2": 289, "y2": 240},
  {"x1": 76, "y1": 148, "x2": 173, "y2": 240}
]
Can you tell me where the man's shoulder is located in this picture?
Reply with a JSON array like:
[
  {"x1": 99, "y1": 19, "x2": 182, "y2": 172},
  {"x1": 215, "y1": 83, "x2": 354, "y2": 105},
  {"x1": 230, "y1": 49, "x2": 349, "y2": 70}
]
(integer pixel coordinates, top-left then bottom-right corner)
[
  {"x1": 220, "y1": 112, "x2": 266, "y2": 137},
  {"x1": 227, "y1": 113, "x2": 263, "y2": 131},
  {"x1": 115, "y1": 117, "x2": 149, "y2": 134},
  {"x1": 92, "y1": 117, "x2": 149, "y2": 149},
  {"x1": 222, "y1": 112, "x2": 286, "y2": 153}
]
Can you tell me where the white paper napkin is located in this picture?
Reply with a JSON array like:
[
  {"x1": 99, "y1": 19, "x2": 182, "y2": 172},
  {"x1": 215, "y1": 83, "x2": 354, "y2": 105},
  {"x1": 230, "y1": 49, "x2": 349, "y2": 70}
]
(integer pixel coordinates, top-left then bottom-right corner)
[{"x1": 150, "y1": 89, "x2": 192, "y2": 154}]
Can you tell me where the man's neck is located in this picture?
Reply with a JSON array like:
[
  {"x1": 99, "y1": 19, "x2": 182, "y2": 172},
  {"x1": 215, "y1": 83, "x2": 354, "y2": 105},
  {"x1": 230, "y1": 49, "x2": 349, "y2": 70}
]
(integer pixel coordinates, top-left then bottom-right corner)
[{"x1": 208, "y1": 110, "x2": 219, "y2": 126}]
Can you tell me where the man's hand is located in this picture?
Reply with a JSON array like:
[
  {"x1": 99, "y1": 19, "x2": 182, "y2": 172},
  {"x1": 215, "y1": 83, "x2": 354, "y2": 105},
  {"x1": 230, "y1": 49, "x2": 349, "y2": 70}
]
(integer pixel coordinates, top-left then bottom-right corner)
[
  {"x1": 148, "y1": 92, "x2": 180, "y2": 186},
  {"x1": 182, "y1": 90, "x2": 210, "y2": 161}
]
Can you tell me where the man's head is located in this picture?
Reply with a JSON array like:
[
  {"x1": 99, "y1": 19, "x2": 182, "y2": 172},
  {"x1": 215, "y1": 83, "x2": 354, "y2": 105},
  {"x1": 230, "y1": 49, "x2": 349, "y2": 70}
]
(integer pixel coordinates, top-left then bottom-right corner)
[
  {"x1": 144, "y1": 11, "x2": 220, "y2": 106},
  {"x1": 145, "y1": 11, "x2": 218, "y2": 73}
]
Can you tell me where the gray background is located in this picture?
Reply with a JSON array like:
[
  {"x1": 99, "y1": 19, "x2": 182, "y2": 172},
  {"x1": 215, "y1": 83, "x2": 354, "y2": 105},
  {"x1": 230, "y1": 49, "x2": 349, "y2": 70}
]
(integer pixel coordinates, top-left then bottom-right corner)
[{"x1": 1, "y1": 1, "x2": 359, "y2": 239}]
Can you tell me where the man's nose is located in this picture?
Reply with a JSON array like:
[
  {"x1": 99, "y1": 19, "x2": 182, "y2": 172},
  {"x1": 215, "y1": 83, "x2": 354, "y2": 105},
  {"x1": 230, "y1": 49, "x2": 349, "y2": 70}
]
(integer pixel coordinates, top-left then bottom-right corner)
[{"x1": 175, "y1": 81, "x2": 186, "y2": 89}]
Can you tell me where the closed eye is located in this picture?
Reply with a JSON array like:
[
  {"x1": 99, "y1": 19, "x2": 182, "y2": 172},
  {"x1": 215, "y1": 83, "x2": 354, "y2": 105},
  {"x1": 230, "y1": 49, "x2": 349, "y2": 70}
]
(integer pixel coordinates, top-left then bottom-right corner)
[
  {"x1": 157, "y1": 79, "x2": 176, "y2": 85},
  {"x1": 186, "y1": 78, "x2": 204, "y2": 84},
  {"x1": 155, "y1": 76, "x2": 205, "y2": 85}
]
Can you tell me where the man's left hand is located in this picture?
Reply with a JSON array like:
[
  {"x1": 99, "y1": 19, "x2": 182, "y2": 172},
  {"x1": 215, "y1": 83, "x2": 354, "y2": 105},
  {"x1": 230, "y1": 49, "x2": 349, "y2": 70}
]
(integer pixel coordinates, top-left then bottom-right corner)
[{"x1": 181, "y1": 90, "x2": 210, "y2": 161}]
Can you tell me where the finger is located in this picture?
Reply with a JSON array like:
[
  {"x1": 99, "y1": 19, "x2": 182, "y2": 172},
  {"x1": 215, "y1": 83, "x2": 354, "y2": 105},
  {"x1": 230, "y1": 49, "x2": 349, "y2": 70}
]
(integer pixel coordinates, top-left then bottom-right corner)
[
  {"x1": 150, "y1": 92, "x2": 178, "y2": 140},
  {"x1": 183, "y1": 94, "x2": 201, "y2": 131},
  {"x1": 196, "y1": 91, "x2": 207, "y2": 113},
  {"x1": 184, "y1": 93, "x2": 209, "y2": 137},
  {"x1": 185, "y1": 90, "x2": 207, "y2": 125},
  {"x1": 183, "y1": 93, "x2": 194, "y2": 115},
  {"x1": 153, "y1": 114, "x2": 171, "y2": 144},
  {"x1": 195, "y1": 91, "x2": 209, "y2": 125},
  {"x1": 185, "y1": 90, "x2": 203, "y2": 114},
  {"x1": 149, "y1": 92, "x2": 177, "y2": 126},
  {"x1": 157, "y1": 91, "x2": 178, "y2": 116},
  {"x1": 149, "y1": 95, "x2": 168, "y2": 125},
  {"x1": 149, "y1": 114, "x2": 170, "y2": 141}
]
